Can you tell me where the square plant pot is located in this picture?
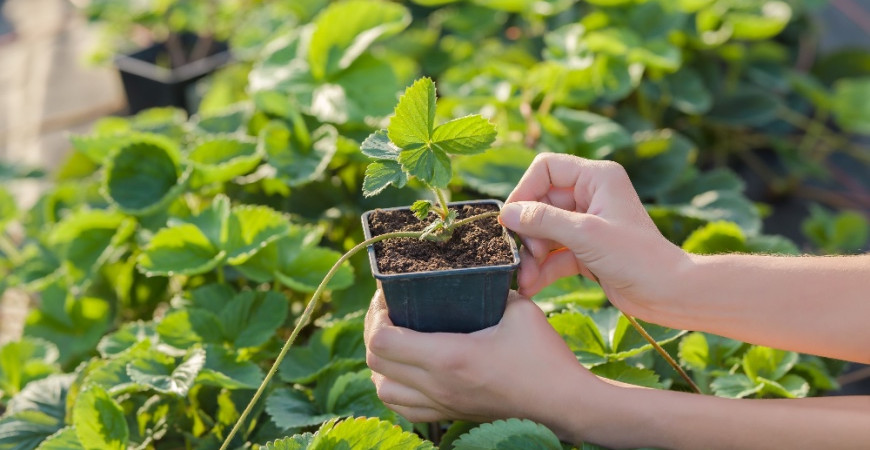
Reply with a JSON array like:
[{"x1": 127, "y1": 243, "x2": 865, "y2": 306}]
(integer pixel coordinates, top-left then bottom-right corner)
[
  {"x1": 114, "y1": 35, "x2": 230, "y2": 114},
  {"x1": 361, "y1": 200, "x2": 521, "y2": 333}
]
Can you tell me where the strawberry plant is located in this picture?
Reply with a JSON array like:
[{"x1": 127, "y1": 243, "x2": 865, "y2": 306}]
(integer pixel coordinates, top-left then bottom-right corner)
[{"x1": 1, "y1": 0, "x2": 865, "y2": 449}]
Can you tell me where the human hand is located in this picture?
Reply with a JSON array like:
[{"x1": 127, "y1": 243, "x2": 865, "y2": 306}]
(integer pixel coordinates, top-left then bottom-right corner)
[
  {"x1": 364, "y1": 289, "x2": 602, "y2": 436},
  {"x1": 501, "y1": 153, "x2": 690, "y2": 321}
]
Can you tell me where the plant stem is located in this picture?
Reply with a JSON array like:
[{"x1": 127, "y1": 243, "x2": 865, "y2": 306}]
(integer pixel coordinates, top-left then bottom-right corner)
[
  {"x1": 219, "y1": 230, "x2": 424, "y2": 450},
  {"x1": 624, "y1": 314, "x2": 702, "y2": 394},
  {"x1": 452, "y1": 211, "x2": 499, "y2": 229},
  {"x1": 434, "y1": 188, "x2": 451, "y2": 220}
]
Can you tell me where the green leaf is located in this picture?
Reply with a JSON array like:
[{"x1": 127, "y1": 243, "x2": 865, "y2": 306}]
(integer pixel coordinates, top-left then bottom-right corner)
[
  {"x1": 156, "y1": 309, "x2": 224, "y2": 348},
  {"x1": 0, "y1": 338, "x2": 59, "y2": 399},
  {"x1": 188, "y1": 137, "x2": 261, "y2": 186},
  {"x1": 550, "y1": 308, "x2": 685, "y2": 365},
  {"x1": 542, "y1": 109, "x2": 632, "y2": 159},
  {"x1": 742, "y1": 346, "x2": 798, "y2": 383},
  {"x1": 707, "y1": 85, "x2": 781, "y2": 126},
  {"x1": 451, "y1": 418, "x2": 561, "y2": 450},
  {"x1": 532, "y1": 276, "x2": 607, "y2": 312},
  {"x1": 745, "y1": 235, "x2": 799, "y2": 255},
  {"x1": 309, "y1": 55, "x2": 400, "y2": 124},
  {"x1": 326, "y1": 369, "x2": 407, "y2": 427},
  {"x1": 682, "y1": 221, "x2": 747, "y2": 254},
  {"x1": 548, "y1": 311, "x2": 607, "y2": 366},
  {"x1": 24, "y1": 293, "x2": 110, "y2": 367},
  {"x1": 81, "y1": 341, "x2": 153, "y2": 395},
  {"x1": 711, "y1": 374, "x2": 762, "y2": 398},
  {"x1": 102, "y1": 136, "x2": 188, "y2": 216},
  {"x1": 194, "y1": 104, "x2": 250, "y2": 134},
  {"x1": 615, "y1": 129, "x2": 694, "y2": 198},
  {"x1": 239, "y1": 231, "x2": 354, "y2": 292},
  {"x1": 609, "y1": 314, "x2": 686, "y2": 360},
  {"x1": 360, "y1": 129, "x2": 401, "y2": 160},
  {"x1": 590, "y1": 361, "x2": 664, "y2": 389},
  {"x1": 261, "y1": 122, "x2": 338, "y2": 187},
  {"x1": 726, "y1": 2, "x2": 792, "y2": 40},
  {"x1": 758, "y1": 374, "x2": 809, "y2": 398},
  {"x1": 389, "y1": 78, "x2": 436, "y2": 149},
  {"x1": 410, "y1": 200, "x2": 431, "y2": 220},
  {"x1": 35, "y1": 427, "x2": 84, "y2": 450},
  {"x1": 431, "y1": 115, "x2": 497, "y2": 155},
  {"x1": 72, "y1": 386, "x2": 128, "y2": 450},
  {"x1": 802, "y1": 204, "x2": 870, "y2": 254},
  {"x1": 69, "y1": 134, "x2": 130, "y2": 165},
  {"x1": 363, "y1": 161, "x2": 407, "y2": 197},
  {"x1": 224, "y1": 205, "x2": 291, "y2": 265},
  {"x1": 308, "y1": 0, "x2": 410, "y2": 79},
  {"x1": 629, "y1": 40, "x2": 681, "y2": 72},
  {"x1": 266, "y1": 388, "x2": 338, "y2": 429},
  {"x1": 263, "y1": 434, "x2": 316, "y2": 450},
  {"x1": 279, "y1": 318, "x2": 366, "y2": 384},
  {"x1": 137, "y1": 224, "x2": 224, "y2": 277},
  {"x1": 309, "y1": 417, "x2": 434, "y2": 449},
  {"x1": 47, "y1": 209, "x2": 134, "y2": 284},
  {"x1": 126, "y1": 348, "x2": 206, "y2": 396},
  {"x1": 7, "y1": 374, "x2": 73, "y2": 421},
  {"x1": 397, "y1": 145, "x2": 451, "y2": 188},
  {"x1": 664, "y1": 68, "x2": 713, "y2": 115},
  {"x1": 454, "y1": 146, "x2": 536, "y2": 199},
  {"x1": 793, "y1": 356, "x2": 839, "y2": 392},
  {"x1": 218, "y1": 291, "x2": 288, "y2": 348},
  {"x1": 184, "y1": 194, "x2": 231, "y2": 251},
  {"x1": 96, "y1": 321, "x2": 158, "y2": 358},
  {"x1": 197, "y1": 345, "x2": 264, "y2": 389},
  {"x1": 678, "y1": 332, "x2": 742, "y2": 372},
  {"x1": 679, "y1": 190, "x2": 762, "y2": 235},
  {"x1": 0, "y1": 411, "x2": 62, "y2": 450}
]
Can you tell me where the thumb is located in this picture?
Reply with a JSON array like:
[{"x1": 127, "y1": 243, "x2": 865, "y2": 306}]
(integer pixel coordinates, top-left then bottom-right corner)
[{"x1": 500, "y1": 201, "x2": 602, "y2": 251}]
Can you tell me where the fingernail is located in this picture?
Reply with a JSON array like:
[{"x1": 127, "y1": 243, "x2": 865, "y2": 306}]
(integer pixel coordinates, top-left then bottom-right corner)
[{"x1": 500, "y1": 203, "x2": 522, "y2": 228}]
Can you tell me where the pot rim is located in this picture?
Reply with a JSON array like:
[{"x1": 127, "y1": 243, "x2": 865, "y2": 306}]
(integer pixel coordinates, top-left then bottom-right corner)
[{"x1": 361, "y1": 199, "x2": 521, "y2": 280}]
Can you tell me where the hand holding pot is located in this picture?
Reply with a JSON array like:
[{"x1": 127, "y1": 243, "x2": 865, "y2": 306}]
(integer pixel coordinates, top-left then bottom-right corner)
[
  {"x1": 501, "y1": 153, "x2": 689, "y2": 323},
  {"x1": 364, "y1": 289, "x2": 602, "y2": 436}
]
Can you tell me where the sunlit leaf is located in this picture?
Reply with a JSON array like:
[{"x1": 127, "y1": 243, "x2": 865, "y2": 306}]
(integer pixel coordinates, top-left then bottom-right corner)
[
  {"x1": 451, "y1": 418, "x2": 560, "y2": 450},
  {"x1": 73, "y1": 386, "x2": 128, "y2": 450}
]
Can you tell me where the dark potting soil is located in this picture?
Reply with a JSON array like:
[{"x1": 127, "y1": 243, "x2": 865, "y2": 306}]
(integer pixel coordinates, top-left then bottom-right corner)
[{"x1": 368, "y1": 203, "x2": 515, "y2": 274}]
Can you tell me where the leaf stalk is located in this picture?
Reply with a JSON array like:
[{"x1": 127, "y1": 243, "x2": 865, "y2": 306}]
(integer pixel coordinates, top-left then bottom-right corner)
[{"x1": 624, "y1": 314, "x2": 702, "y2": 394}]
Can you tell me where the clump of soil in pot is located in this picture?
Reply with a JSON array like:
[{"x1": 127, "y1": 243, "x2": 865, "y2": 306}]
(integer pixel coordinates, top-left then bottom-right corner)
[{"x1": 368, "y1": 203, "x2": 515, "y2": 274}]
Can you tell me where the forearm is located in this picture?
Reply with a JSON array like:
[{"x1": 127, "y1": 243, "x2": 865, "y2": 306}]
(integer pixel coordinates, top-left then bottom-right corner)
[
  {"x1": 552, "y1": 379, "x2": 870, "y2": 449},
  {"x1": 658, "y1": 253, "x2": 870, "y2": 362}
]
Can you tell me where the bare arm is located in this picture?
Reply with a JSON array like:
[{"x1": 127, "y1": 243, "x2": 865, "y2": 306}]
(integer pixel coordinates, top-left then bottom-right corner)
[
  {"x1": 553, "y1": 373, "x2": 870, "y2": 449},
  {"x1": 659, "y1": 254, "x2": 870, "y2": 363}
]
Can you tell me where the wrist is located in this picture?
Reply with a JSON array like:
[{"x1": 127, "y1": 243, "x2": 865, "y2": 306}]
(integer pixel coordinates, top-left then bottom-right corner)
[{"x1": 534, "y1": 366, "x2": 618, "y2": 445}]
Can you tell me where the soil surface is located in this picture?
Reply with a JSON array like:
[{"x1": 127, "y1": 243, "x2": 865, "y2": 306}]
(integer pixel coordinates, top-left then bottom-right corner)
[{"x1": 367, "y1": 203, "x2": 515, "y2": 274}]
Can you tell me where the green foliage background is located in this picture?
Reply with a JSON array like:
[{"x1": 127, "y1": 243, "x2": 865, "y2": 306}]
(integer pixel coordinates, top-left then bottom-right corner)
[{"x1": 1, "y1": 0, "x2": 869, "y2": 448}]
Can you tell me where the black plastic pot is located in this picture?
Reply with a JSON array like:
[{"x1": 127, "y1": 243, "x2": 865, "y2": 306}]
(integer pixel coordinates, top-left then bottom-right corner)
[
  {"x1": 114, "y1": 36, "x2": 230, "y2": 114},
  {"x1": 361, "y1": 200, "x2": 521, "y2": 333}
]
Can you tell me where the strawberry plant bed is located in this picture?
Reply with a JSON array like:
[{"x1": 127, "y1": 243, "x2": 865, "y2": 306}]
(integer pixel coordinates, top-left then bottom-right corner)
[{"x1": 363, "y1": 200, "x2": 519, "y2": 333}]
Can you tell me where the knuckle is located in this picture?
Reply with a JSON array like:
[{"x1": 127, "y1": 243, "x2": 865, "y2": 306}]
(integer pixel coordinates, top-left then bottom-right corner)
[{"x1": 440, "y1": 351, "x2": 468, "y2": 375}]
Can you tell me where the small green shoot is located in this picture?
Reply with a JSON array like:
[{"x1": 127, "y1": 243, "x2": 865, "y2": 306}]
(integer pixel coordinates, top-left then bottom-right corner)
[{"x1": 361, "y1": 77, "x2": 497, "y2": 238}]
